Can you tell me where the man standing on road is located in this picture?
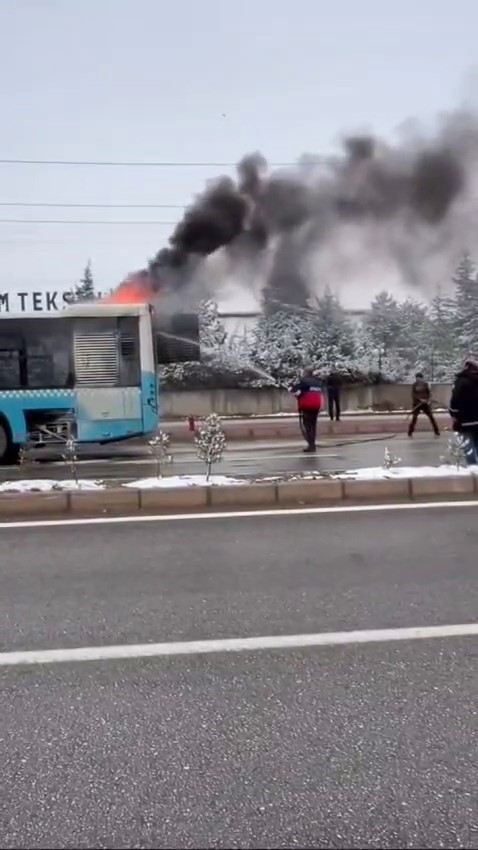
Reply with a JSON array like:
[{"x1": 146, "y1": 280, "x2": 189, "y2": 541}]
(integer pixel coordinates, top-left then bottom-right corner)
[
  {"x1": 291, "y1": 366, "x2": 323, "y2": 453},
  {"x1": 449, "y1": 359, "x2": 478, "y2": 464},
  {"x1": 408, "y1": 372, "x2": 440, "y2": 438},
  {"x1": 326, "y1": 369, "x2": 342, "y2": 422}
]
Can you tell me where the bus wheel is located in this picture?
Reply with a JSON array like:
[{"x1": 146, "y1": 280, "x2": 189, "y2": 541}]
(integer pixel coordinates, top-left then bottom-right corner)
[{"x1": 0, "y1": 421, "x2": 19, "y2": 465}]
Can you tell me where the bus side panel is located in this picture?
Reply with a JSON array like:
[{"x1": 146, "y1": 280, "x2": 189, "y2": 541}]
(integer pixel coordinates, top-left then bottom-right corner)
[
  {"x1": 0, "y1": 389, "x2": 74, "y2": 445},
  {"x1": 0, "y1": 394, "x2": 28, "y2": 444},
  {"x1": 141, "y1": 371, "x2": 159, "y2": 435},
  {"x1": 139, "y1": 312, "x2": 158, "y2": 435},
  {"x1": 75, "y1": 387, "x2": 143, "y2": 442}
]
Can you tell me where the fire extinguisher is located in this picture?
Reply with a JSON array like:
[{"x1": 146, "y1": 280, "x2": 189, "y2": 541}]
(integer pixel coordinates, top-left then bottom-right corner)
[{"x1": 188, "y1": 415, "x2": 196, "y2": 433}]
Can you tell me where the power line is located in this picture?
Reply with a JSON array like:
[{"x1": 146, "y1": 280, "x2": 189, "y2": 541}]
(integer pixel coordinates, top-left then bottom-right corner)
[
  {"x1": 0, "y1": 202, "x2": 186, "y2": 209},
  {"x1": 0, "y1": 158, "x2": 329, "y2": 168},
  {"x1": 0, "y1": 219, "x2": 177, "y2": 225}
]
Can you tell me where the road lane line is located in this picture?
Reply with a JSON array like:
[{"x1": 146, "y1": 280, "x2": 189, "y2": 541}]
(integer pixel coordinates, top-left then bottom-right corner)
[
  {"x1": 0, "y1": 499, "x2": 477, "y2": 530},
  {"x1": 43, "y1": 452, "x2": 340, "y2": 466},
  {"x1": 2, "y1": 623, "x2": 478, "y2": 667}
]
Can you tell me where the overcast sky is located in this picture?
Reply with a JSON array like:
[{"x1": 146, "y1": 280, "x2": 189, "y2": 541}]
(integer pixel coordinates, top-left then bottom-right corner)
[{"x1": 0, "y1": 0, "x2": 477, "y2": 310}]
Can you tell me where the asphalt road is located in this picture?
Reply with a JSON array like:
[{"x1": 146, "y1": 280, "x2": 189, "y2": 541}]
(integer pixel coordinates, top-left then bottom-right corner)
[
  {"x1": 1, "y1": 506, "x2": 478, "y2": 848},
  {"x1": 1, "y1": 433, "x2": 449, "y2": 482}
]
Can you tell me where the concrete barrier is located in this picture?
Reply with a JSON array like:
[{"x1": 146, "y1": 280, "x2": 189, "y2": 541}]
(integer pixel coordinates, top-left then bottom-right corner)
[
  {"x1": 161, "y1": 384, "x2": 453, "y2": 418},
  {"x1": 410, "y1": 476, "x2": 475, "y2": 498},
  {"x1": 69, "y1": 489, "x2": 140, "y2": 515},
  {"x1": 0, "y1": 492, "x2": 68, "y2": 517},
  {"x1": 139, "y1": 487, "x2": 208, "y2": 512},
  {"x1": 0, "y1": 473, "x2": 477, "y2": 520},
  {"x1": 209, "y1": 483, "x2": 277, "y2": 507},
  {"x1": 277, "y1": 479, "x2": 344, "y2": 504},
  {"x1": 343, "y1": 479, "x2": 410, "y2": 501}
]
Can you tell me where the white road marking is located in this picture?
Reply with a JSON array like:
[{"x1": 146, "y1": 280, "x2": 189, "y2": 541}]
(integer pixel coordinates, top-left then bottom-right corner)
[
  {"x1": 45, "y1": 452, "x2": 340, "y2": 467},
  {"x1": 1, "y1": 623, "x2": 477, "y2": 667},
  {"x1": 0, "y1": 499, "x2": 477, "y2": 530}
]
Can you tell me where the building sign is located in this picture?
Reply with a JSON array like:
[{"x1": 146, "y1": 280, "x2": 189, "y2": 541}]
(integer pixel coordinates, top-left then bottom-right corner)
[{"x1": 0, "y1": 291, "x2": 105, "y2": 313}]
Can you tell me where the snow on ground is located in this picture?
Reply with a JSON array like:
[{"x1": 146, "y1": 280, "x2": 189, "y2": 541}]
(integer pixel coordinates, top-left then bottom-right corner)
[
  {"x1": 333, "y1": 465, "x2": 478, "y2": 480},
  {"x1": 0, "y1": 479, "x2": 104, "y2": 493},
  {"x1": 124, "y1": 474, "x2": 244, "y2": 489}
]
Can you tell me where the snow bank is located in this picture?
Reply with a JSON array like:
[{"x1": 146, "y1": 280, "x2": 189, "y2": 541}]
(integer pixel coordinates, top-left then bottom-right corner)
[
  {"x1": 0, "y1": 479, "x2": 104, "y2": 493},
  {"x1": 334, "y1": 465, "x2": 478, "y2": 481},
  {"x1": 125, "y1": 474, "x2": 244, "y2": 489}
]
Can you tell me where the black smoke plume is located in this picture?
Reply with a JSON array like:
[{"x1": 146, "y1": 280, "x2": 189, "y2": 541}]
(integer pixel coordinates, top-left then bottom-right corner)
[{"x1": 144, "y1": 110, "x2": 478, "y2": 305}]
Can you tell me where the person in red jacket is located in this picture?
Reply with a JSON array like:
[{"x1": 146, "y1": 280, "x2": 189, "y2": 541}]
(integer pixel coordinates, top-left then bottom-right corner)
[{"x1": 291, "y1": 366, "x2": 323, "y2": 452}]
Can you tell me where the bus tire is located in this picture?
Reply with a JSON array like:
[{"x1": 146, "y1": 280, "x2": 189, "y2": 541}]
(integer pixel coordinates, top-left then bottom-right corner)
[{"x1": 0, "y1": 420, "x2": 19, "y2": 465}]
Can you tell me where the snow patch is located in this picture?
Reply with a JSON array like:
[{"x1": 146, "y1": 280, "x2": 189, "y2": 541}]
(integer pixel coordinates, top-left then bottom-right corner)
[
  {"x1": 334, "y1": 465, "x2": 478, "y2": 481},
  {"x1": 0, "y1": 479, "x2": 104, "y2": 493},
  {"x1": 125, "y1": 474, "x2": 244, "y2": 489}
]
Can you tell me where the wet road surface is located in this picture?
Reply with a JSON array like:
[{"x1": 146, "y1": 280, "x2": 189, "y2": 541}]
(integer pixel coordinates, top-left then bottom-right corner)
[{"x1": 0, "y1": 433, "x2": 450, "y2": 482}]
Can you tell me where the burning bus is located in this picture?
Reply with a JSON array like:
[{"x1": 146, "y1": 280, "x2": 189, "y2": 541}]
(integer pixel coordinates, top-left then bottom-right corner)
[{"x1": 0, "y1": 300, "x2": 200, "y2": 463}]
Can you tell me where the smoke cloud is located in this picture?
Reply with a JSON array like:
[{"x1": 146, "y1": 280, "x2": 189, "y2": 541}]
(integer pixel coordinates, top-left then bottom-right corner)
[{"x1": 122, "y1": 109, "x2": 478, "y2": 308}]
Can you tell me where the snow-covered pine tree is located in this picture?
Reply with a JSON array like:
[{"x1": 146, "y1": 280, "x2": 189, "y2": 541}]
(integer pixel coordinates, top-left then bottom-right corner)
[
  {"x1": 363, "y1": 291, "x2": 404, "y2": 378},
  {"x1": 395, "y1": 299, "x2": 431, "y2": 378},
  {"x1": 72, "y1": 260, "x2": 96, "y2": 302},
  {"x1": 366, "y1": 292, "x2": 402, "y2": 354},
  {"x1": 250, "y1": 308, "x2": 314, "y2": 385},
  {"x1": 311, "y1": 289, "x2": 356, "y2": 370},
  {"x1": 428, "y1": 289, "x2": 458, "y2": 379},
  {"x1": 194, "y1": 413, "x2": 226, "y2": 481},
  {"x1": 199, "y1": 300, "x2": 227, "y2": 351},
  {"x1": 453, "y1": 251, "x2": 478, "y2": 356}
]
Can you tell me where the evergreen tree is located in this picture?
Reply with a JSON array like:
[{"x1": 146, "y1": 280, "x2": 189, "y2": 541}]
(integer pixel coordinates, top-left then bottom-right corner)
[
  {"x1": 199, "y1": 300, "x2": 227, "y2": 351},
  {"x1": 366, "y1": 292, "x2": 402, "y2": 353},
  {"x1": 427, "y1": 290, "x2": 458, "y2": 379},
  {"x1": 395, "y1": 299, "x2": 430, "y2": 376},
  {"x1": 311, "y1": 290, "x2": 355, "y2": 368},
  {"x1": 72, "y1": 260, "x2": 96, "y2": 302},
  {"x1": 250, "y1": 308, "x2": 314, "y2": 383},
  {"x1": 453, "y1": 251, "x2": 478, "y2": 355}
]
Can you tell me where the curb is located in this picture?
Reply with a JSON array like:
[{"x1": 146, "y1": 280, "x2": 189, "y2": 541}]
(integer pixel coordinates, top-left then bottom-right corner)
[
  {"x1": 167, "y1": 414, "x2": 449, "y2": 443},
  {"x1": 0, "y1": 474, "x2": 477, "y2": 520}
]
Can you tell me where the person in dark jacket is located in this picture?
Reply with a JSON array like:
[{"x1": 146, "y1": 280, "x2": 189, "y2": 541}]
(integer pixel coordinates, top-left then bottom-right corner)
[
  {"x1": 326, "y1": 370, "x2": 342, "y2": 421},
  {"x1": 408, "y1": 372, "x2": 440, "y2": 437},
  {"x1": 291, "y1": 366, "x2": 323, "y2": 453},
  {"x1": 449, "y1": 359, "x2": 478, "y2": 464}
]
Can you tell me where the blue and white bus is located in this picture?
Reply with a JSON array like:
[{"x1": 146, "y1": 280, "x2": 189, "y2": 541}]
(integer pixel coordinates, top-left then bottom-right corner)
[{"x1": 0, "y1": 302, "x2": 199, "y2": 463}]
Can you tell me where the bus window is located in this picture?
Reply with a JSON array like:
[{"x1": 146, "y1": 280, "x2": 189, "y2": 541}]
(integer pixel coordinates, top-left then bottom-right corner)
[
  {"x1": 155, "y1": 313, "x2": 200, "y2": 364},
  {"x1": 24, "y1": 319, "x2": 73, "y2": 389},
  {"x1": 118, "y1": 317, "x2": 140, "y2": 387},
  {"x1": 0, "y1": 327, "x2": 23, "y2": 388},
  {"x1": 0, "y1": 349, "x2": 21, "y2": 388}
]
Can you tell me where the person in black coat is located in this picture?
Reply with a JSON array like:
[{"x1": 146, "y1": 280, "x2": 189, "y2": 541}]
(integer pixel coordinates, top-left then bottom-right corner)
[
  {"x1": 408, "y1": 372, "x2": 440, "y2": 437},
  {"x1": 449, "y1": 359, "x2": 478, "y2": 464},
  {"x1": 326, "y1": 370, "x2": 341, "y2": 422}
]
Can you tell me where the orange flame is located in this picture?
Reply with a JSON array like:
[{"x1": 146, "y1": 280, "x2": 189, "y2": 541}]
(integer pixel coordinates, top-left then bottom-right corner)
[{"x1": 103, "y1": 270, "x2": 154, "y2": 306}]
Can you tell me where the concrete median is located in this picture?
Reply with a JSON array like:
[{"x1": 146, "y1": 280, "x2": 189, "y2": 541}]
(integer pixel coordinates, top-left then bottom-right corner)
[{"x1": 0, "y1": 471, "x2": 477, "y2": 520}]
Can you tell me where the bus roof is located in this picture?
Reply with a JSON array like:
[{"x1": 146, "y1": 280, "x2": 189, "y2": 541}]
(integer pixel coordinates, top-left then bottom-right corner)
[
  {"x1": 0, "y1": 303, "x2": 152, "y2": 320},
  {"x1": 63, "y1": 302, "x2": 151, "y2": 318}
]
